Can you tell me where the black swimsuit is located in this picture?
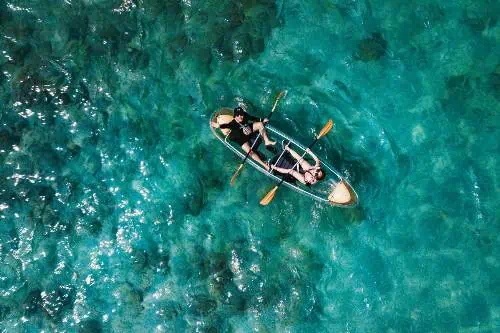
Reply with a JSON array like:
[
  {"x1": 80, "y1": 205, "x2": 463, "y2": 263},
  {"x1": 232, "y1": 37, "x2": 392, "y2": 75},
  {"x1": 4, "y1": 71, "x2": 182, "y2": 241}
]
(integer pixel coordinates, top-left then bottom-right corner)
[
  {"x1": 270, "y1": 150, "x2": 316, "y2": 186},
  {"x1": 269, "y1": 151, "x2": 302, "y2": 184},
  {"x1": 219, "y1": 112, "x2": 261, "y2": 146}
]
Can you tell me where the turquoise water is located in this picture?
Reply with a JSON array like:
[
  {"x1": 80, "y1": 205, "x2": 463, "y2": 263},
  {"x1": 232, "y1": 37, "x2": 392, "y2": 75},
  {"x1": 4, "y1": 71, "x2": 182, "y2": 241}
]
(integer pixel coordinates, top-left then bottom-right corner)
[{"x1": 0, "y1": 0, "x2": 499, "y2": 331}]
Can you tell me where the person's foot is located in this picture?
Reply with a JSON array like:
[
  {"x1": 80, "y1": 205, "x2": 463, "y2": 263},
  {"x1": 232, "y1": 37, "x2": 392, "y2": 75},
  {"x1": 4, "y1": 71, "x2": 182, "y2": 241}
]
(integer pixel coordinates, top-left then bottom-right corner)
[
  {"x1": 265, "y1": 140, "x2": 276, "y2": 146},
  {"x1": 282, "y1": 139, "x2": 290, "y2": 149}
]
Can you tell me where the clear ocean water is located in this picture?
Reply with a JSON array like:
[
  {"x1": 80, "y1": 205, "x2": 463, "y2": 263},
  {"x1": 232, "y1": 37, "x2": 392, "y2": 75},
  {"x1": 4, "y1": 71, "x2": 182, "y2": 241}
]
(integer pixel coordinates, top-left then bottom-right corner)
[{"x1": 1, "y1": 0, "x2": 499, "y2": 332}]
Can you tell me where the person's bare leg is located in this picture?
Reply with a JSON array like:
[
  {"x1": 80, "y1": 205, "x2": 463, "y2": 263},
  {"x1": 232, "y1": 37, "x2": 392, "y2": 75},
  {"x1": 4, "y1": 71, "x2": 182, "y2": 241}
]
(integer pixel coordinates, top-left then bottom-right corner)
[
  {"x1": 242, "y1": 142, "x2": 270, "y2": 171},
  {"x1": 252, "y1": 122, "x2": 276, "y2": 145}
]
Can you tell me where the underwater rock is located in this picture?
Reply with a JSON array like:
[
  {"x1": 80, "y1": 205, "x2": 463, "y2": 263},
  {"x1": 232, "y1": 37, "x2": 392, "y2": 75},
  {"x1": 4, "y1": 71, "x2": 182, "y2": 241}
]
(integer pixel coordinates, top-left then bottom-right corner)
[
  {"x1": 0, "y1": 128, "x2": 21, "y2": 150},
  {"x1": 207, "y1": 258, "x2": 234, "y2": 296},
  {"x1": 39, "y1": 285, "x2": 76, "y2": 319},
  {"x1": 0, "y1": 264, "x2": 19, "y2": 295},
  {"x1": 23, "y1": 289, "x2": 42, "y2": 316},
  {"x1": 78, "y1": 319, "x2": 102, "y2": 333},
  {"x1": 68, "y1": 15, "x2": 89, "y2": 41},
  {"x1": 0, "y1": 225, "x2": 18, "y2": 256},
  {"x1": 67, "y1": 142, "x2": 82, "y2": 158},
  {"x1": 445, "y1": 74, "x2": 475, "y2": 101},
  {"x1": 15, "y1": 66, "x2": 66, "y2": 107},
  {"x1": 230, "y1": 33, "x2": 251, "y2": 63},
  {"x1": 97, "y1": 23, "x2": 121, "y2": 56},
  {"x1": 4, "y1": 151, "x2": 35, "y2": 177},
  {"x1": 465, "y1": 17, "x2": 491, "y2": 33},
  {"x1": 461, "y1": 294, "x2": 490, "y2": 327},
  {"x1": 186, "y1": 188, "x2": 204, "y2": 217},
  {"x1": 186, "y1": 0, "x2": 277, "y2": 62},
  {"x1": 127, "y1": 48, "x2": 150, "y2": 70},
  {"x1": 37, "y1": 185, "x2": 56, "y2": 203},
  {"x1": 0, "y1": 304, "x2": 11, "y2": 321},
  {"x1": 148, "y1": 248, "x2": 170, "y2": 275},
  {"x1": 208, "y1": 252, "x2": 230, "y2": 274},
  {"x1": 355, "y1": 33, "x2": 388, "y2": 62},
  {"x1": 127, "y1": 267, "x2": 154, "y2": 296},
  {"x1": 131, "y1": 248, "x2": 148, "y2": 270},
  {"x1": 189, "y1": 295, "x2": 217, "y2": 316},
  {"x1": 114, "y1": 283, "x2": 143, "y2": 311},
  {"x1": 225, "y1": 291, "x2": 247, "y2": 313},
  {"x1": 489, "y1": 65, "x2": 500, "y2": 99},
  {"x1": 85, "y1": 218, "x2": 103, "y2": 235},
  {"x1": 79, "y1": 81, "x2": 91, "y2": 102},
  {"x1": 59, "y1": 92, "x2": 72, "y2": 105},
  {"x1": 463, "y1": 3, "x2": 497, "y2": 34},
  {"x1": 11, "y1": 44, "x2": 34, "y2": 66},
  {"x1": 158, "y1": 300, "x2": 182, "y2": 320},
  {"x1": 0, "y1": 2, "x2": 11, "y2": 24},
  {"x1": 446, "y1": 74, "x2": 470, "y2": 91},
  {"x1": 161, "y1": 158, "x2": 205, "y2": 216}
]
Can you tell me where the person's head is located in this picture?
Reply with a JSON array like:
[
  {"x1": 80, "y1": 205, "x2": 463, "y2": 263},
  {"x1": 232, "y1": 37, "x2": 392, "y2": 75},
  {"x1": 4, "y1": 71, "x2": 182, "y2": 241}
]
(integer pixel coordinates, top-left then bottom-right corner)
[
  {"x1": 315, "y1": 168, "x2": 325, "y2": 180},
  {"x1": 304, "y1": 168, "x2": 325, "y2": 185},
  {"x1": 233, "y1": 107, "x2": 245, "y2": 122}
]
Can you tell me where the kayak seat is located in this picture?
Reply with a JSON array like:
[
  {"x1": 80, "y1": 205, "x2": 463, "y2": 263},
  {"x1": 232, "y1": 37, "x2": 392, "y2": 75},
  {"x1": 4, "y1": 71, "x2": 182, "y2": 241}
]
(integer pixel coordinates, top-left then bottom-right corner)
[{"x1": 216, "y1": 114, "x2": 233, "y2": 136}]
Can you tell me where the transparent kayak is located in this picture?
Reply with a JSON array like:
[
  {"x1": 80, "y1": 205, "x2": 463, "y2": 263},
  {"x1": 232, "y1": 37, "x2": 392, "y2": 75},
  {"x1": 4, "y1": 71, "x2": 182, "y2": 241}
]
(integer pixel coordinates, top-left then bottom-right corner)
[{"x1": 210, "y1": 108, "x2": 358, "y2": 208}]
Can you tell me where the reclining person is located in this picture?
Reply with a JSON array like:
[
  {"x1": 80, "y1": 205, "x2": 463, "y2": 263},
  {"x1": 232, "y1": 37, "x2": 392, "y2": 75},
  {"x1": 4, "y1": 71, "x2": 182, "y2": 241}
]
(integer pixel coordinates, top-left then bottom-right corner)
[
  {"x1": 211, "y1": 107, "x2": 276, "y2": 171},
  {"x1": 270, "y1": 142, "x2": 325, "y2": 186}
]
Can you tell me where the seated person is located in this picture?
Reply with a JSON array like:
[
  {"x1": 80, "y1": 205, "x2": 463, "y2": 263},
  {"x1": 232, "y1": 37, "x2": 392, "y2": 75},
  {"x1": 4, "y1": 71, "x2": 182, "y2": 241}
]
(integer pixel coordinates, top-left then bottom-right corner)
[
  {"x1": 211, "y1": 106, "x2": 276, "y2": 171},
  {"x1": 270, "y1": 141, "x2": 325, "y2": 186}
]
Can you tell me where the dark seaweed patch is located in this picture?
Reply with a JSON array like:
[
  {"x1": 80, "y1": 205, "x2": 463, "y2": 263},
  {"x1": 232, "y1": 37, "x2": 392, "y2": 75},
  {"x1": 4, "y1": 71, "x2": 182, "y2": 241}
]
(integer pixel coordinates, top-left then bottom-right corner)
[{"x1": 355, "y1": 33, "x2": 388, "y2": 62}]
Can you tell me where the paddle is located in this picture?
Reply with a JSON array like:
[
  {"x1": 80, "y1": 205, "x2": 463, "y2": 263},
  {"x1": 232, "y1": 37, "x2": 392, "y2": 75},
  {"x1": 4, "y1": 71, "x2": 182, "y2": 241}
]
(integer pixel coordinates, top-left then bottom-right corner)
[
  {"x1": 260, "y1": 119, "x2": 334, "y2": 205},
  {"x1": 230, "y1": 91, "x2": 285, "y2": 186}
]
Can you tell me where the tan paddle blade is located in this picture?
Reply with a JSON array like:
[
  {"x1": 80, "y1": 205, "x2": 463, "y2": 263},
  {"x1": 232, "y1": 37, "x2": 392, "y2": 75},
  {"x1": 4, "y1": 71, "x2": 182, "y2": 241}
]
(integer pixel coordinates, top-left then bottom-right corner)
[
  {"x1": 230, "y1": 164, "x2": 244, "y2": 186},
  {"x1": 317, "y1": 119, "x2": 334, "y2": 139},
  {"x1": 260, "y1": 186, "x2": 279, "y2": 206},
  {"x1": 271, "y1": 91, "x2": 286, "y2": 113}
]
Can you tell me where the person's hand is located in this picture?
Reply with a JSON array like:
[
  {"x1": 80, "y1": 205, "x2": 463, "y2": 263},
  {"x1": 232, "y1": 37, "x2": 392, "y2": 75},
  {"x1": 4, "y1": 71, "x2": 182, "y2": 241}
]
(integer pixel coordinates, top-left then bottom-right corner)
[
  {"x1": 270, "y1": 164, "x2": 276, "y2": 170},
  {"x1": 306, "y1": 148, "x2": 311, "y2": 153},
  {"x1": 263, "y1": 118, "x2": 269, "y2": 124},
  {"x1": 210, "y1": 121, "x2": 219, "y2": 128},
  {"x1": 285, "y1": 145, "x2": 290, "y2": 151}
]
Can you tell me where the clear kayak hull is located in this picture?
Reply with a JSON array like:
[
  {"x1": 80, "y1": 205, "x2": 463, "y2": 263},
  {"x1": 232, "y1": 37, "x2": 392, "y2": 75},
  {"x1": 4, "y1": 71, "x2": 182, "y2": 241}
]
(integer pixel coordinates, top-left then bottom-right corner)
[{"x1": 210, "y1": 108, "x2": 358, "y2": 208}]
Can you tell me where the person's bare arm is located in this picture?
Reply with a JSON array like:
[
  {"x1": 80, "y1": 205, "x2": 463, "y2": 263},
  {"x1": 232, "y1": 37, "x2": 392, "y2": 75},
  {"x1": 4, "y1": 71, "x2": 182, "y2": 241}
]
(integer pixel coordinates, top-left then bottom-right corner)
[
  {"x1": 289, "y1": 169, "x2": 306, "y2": 184},
  {"x1": 271, "y1": 165, "x2": 306, "y2": 184},
  {"x1": 305, "y1": 148, "x2": 321, "y2": 167},
  {"x1": 271, "y1": 165, "x2": 292, "y2": 174},
  {"x1": 286, "y1": 146, "x2": 313, "y2": 170}
]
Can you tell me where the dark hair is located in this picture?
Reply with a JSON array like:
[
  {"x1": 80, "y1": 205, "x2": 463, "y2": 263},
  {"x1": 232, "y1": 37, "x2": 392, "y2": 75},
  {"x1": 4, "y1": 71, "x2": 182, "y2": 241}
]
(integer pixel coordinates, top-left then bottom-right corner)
[
  {"x1": 316, "y1": 168, "x2": 325, "y2": 180},
  {"x1": 233, "y1": 107, "x2": 245, "y2": 116}
]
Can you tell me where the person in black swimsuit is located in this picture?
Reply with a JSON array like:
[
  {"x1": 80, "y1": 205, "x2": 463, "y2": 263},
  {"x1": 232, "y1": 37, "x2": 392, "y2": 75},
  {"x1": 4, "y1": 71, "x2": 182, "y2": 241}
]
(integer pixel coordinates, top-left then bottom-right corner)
[
  {"x1": 270, "y1": 142, "x2": 325, "y2": 186},
  {"x1": 211, "y1": 107, "x2": 276, "y2": 171}
]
